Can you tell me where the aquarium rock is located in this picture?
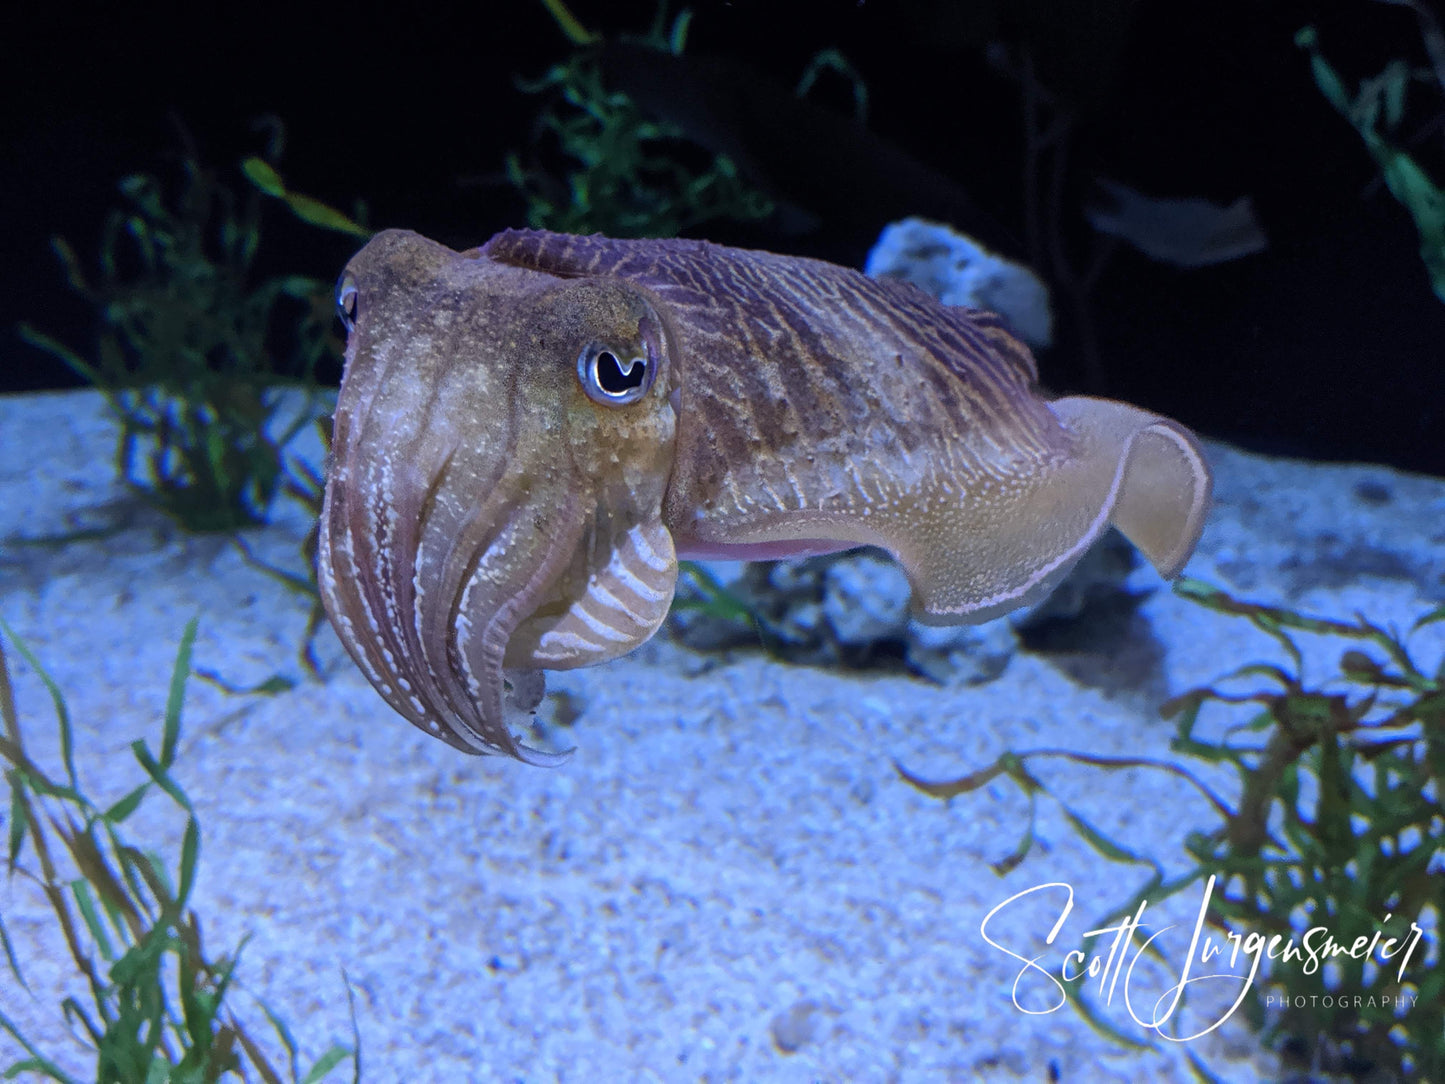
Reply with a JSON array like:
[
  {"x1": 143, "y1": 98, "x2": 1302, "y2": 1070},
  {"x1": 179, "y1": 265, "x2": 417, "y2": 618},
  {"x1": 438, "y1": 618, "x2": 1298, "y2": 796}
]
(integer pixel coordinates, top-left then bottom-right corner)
[
  {"x1": 864, "y1": 216, "x2": 1054, "y2": 348},
  {"x1": 822, "y1": 550, "x2": 910, "y2": 645},
  {"x1": 905, "y1": 619, "x2": 1017, "y2": 685},
  {"x1": 670, "y1": 548, "x2": 1023, "y2": 682}
]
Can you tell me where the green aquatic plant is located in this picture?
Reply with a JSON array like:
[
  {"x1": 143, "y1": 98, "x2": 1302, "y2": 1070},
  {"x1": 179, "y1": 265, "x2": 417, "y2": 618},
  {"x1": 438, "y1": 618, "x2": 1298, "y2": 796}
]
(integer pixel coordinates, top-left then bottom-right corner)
[
  {"x1": 507, "y1": 2, "x2": 775, "y2": 237},
  {"x1": 672, "y1": 562, "x2": 765, "y2": 631},
  {"x1": 19, "y1": 133, "x2": 344, "y2": 534},
  {"x1": 668, "y1": 560, "x2": 797, "y2": 660},
  {"x1": 1297, "y1": 16, "x2": 1445, "y2": 303},
  {"x1": 228, "y1": 159, "x2": 371, "y2": 674},
  {"x1": 241, "y1": 159, "x2": 371, "y2": 241},
  {"x1": 0, "y1": 618, "x2": 358, "y2": 1082},
  {"x1": 795, "y1": 47, "x2": 870, "y2": 125},
  {"x1": 898, "y1": 580, "x2": 1444, "y2": 1080},
  {"x1": 229, "y1": 413, "x2": 335, "y2": 679}
]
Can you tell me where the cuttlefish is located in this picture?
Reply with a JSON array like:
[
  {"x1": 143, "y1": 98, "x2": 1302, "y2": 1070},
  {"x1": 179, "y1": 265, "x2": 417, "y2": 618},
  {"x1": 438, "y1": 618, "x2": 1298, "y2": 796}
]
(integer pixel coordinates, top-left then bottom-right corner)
[{"x1": 319, "y1": 228, "x2": 1212, "y2": 763}]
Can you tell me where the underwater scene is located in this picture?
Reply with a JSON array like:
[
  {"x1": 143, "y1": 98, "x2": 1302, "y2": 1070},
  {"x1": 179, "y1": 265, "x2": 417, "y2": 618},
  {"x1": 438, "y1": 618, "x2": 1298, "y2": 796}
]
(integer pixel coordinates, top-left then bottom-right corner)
[{"x1": 1, "y1": 2, "x2": 1443, "y2": 1081}]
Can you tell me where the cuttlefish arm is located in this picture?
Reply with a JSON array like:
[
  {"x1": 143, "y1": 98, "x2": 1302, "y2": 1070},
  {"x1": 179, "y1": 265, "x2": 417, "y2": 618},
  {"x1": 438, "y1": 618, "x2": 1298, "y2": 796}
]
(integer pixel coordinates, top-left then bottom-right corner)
[
  {"x1": 484, "y1": 229, "x2": 1212, "y2": 626},
  {"x1": 319, "y1": 230, "x2": 679, "y2": 762}
]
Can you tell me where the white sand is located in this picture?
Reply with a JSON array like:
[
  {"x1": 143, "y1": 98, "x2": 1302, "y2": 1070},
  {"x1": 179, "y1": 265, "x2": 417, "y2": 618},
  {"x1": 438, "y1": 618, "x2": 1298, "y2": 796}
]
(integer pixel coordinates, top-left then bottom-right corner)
[{"x1": 2, "y1": 389, "x2": 1441, "y2": 1082}]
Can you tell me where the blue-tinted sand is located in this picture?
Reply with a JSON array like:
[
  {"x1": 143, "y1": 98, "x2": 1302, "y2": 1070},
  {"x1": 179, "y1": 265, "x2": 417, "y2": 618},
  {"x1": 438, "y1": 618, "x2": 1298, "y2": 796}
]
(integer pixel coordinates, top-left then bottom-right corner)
[{"x1": 2, "y1": 390, "x2": 1441, "y2": 1081}]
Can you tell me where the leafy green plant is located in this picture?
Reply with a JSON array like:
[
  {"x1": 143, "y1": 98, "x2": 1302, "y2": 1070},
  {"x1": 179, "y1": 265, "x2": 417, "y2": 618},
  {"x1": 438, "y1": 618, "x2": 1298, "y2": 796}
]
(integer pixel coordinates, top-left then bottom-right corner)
[
  {"x1": 507, "y1": 2, "x2": 775, "y2": 237},
  {"x1": 0, "y1": 617, "x2": 358, "y2": 1083},
  {"x1": 668, "y1": 560, "x2": 792, "y2": 655},
  {"x1": 1297, "y1": 17, "x2": 1445, "y2": 303},
  {"x1": 229, "y1": 413, "x2": 335, "y2": 679},
  {"x1": 898, "y1": 580, "x2": 1444, "y2": 1080},
  {"x1": 240, "y1": 160, "x2": 371, "y2": 241},
  {"x1": 228, "y1": 160, "x2": 369, "y2": 673},
  {"x1": 19, "y1": 131, "x2": 345, "y2": 533}
]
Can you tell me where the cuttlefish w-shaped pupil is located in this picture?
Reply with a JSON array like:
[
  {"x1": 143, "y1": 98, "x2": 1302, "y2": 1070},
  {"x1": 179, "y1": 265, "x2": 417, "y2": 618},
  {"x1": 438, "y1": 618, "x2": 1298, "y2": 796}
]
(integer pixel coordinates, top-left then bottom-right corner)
[
  {"x1": 587, "y1": 346, "x2": 647, "y2": 399},
  {"x1": 600, "y1": 352, "x2": 643, "y2": 392}
]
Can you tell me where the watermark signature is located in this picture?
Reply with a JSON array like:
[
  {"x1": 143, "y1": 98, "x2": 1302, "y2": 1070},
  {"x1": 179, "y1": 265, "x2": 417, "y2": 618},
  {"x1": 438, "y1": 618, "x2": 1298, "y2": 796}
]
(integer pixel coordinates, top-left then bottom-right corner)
[{"x1": 979, "y1": 874, "x2": 1430, "y2": 1041}]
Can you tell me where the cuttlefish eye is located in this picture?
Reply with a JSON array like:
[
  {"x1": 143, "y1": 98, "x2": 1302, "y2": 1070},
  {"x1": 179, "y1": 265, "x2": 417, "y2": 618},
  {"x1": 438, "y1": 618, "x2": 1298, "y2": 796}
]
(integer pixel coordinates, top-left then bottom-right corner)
[
  {"x1": 336, "y1": 275, "x2": 359, "y2": 332},
  {"x1": 578, "y1": 341, "x2": 653, "y2": 405}
]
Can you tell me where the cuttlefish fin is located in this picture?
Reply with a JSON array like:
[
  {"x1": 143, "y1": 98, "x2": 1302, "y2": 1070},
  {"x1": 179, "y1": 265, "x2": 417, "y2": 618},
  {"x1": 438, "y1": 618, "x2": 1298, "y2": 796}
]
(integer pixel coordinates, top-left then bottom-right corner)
[
  {"x1": 1071, "y1": 400, "x2": 1213, "y2": 581},
  {"x1": 507, "y1": 518, "x2": 678, "y2": 669},
  {"x1": 900, "y1": 395, "x2": 1211, "y2": 623}
]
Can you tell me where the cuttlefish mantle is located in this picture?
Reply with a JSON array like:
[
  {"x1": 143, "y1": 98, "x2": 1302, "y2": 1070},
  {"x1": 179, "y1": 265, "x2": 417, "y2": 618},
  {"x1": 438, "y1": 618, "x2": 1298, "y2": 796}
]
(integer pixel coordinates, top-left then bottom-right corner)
[{"x1": 318, "y1": 228, "x2": 1212, "y2": 762}]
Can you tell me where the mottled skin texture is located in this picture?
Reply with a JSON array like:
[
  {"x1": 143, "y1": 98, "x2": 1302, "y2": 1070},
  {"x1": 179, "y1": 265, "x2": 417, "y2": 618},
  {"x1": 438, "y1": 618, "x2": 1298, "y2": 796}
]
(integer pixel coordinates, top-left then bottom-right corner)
[{"x1": 319, "y1": 228, "x2": 1212, "y2": 762}]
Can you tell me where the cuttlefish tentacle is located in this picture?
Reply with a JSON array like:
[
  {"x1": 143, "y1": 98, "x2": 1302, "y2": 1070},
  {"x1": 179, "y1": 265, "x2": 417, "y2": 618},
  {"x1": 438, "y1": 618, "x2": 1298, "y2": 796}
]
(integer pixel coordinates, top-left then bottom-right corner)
[
  {"x1": 321, "y1": 227, "x2": 1211, "y2": 762},
  {"x1": 318, "y1": 277, "x2": 595, "y2": 760}
]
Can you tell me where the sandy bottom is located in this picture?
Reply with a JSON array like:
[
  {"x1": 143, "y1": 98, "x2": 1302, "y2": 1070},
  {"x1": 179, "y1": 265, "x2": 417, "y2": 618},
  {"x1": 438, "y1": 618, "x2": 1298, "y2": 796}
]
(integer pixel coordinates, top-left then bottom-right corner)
[{"x1": 2, "y1": 390, "x2": 1442, "y2": 1082}]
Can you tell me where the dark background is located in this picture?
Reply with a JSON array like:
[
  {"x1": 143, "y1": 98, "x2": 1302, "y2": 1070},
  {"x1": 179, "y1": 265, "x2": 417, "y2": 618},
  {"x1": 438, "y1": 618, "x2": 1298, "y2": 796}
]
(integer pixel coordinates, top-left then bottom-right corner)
[{"x1": 4, "y1": 0, "x2": 1442, "y2": 475}]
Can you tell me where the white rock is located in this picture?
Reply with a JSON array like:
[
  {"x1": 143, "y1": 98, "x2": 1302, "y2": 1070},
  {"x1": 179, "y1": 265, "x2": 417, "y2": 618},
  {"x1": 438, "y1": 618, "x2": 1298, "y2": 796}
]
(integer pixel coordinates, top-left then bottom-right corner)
[{"x1": 865, "y1": 216, "x2": 1054, "y2": 348}]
